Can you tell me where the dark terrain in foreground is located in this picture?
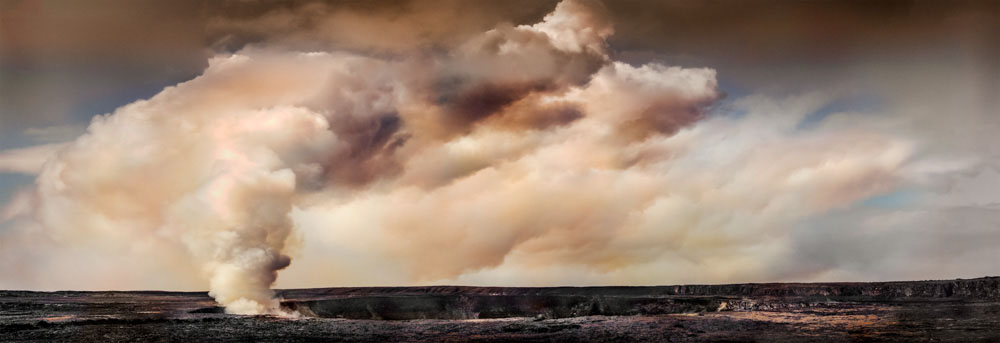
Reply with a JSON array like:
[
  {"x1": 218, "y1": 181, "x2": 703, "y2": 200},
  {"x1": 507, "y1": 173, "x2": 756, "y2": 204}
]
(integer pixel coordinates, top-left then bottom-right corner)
[{"x1": 3, "y1": 277, "x2": 1000, "y2": 342}]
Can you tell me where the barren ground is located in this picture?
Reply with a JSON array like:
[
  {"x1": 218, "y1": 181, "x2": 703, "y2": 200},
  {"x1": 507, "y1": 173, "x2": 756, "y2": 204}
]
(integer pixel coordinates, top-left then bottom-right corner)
[{"x1": 3, "y1": 277, "x2": 999, "y2": 342}]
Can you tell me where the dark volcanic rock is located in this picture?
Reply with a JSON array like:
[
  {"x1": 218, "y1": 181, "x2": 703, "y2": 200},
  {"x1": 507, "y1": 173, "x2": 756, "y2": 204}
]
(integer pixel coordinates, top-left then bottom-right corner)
[
  {"x1": 270, "y1": 277, "x2": 1000, "y2": 320},
  {"x1": 3, "y1": 277, "x2": 1000, "y2": 342},
  {"x1": 274, "y1": 276, "x2": 1000, "y2": 300},
  {"x1": 282, "y1": 294, "x2": 729, "y2": 320}
]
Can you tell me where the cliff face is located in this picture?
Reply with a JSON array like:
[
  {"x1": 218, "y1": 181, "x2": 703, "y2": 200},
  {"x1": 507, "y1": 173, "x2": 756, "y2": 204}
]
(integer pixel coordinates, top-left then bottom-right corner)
[
  {"x1": 273, "y1": 277, "x2": 1000, "y2": 320},
  {"x1": 275, "y1": 277, "x2": 1000, "y2": 299},
  {"x1": 652, "y1": 277, "x2": 1000, "y2": 299},
  {"x1": 283, "y1": 295, "x2": 731, "y2": 320}
]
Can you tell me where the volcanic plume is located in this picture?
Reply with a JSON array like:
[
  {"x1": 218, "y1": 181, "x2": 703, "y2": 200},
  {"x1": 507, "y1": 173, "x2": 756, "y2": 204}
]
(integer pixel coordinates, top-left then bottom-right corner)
[{"x1": 0, "y1": 0, "x2": 926, "y2": 314}]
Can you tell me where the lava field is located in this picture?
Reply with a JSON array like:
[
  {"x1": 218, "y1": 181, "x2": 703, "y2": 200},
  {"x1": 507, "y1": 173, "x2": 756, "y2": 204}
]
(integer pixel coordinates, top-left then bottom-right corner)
[{"x1": 3, "y1": 277, "x2": 1000, "y2": 342}]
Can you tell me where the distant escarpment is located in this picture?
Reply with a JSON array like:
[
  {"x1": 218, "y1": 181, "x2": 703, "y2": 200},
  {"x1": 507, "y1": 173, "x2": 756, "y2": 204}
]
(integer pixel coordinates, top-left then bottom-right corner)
[{"x1": 272, "y1": 277, "x2": 1000, "y2": 320}]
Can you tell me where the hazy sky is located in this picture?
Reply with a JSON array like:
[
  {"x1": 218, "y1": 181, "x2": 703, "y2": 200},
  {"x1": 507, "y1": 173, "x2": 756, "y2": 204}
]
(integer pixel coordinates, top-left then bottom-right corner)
[{"x1": 0, "y1": 0, "x2": 997, "y2": 312}]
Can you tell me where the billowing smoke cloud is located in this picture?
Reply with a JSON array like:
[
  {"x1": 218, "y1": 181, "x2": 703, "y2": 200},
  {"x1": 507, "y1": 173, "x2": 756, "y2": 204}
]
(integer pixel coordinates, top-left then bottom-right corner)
[{"x1": 0, "y1": 0, "x2": 925, "y2": 312}]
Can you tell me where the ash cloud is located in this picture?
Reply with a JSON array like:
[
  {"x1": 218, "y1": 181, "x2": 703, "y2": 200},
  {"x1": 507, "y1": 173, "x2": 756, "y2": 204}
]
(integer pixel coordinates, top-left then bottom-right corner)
[{"x1": 0, "y1": 0, "x2": 994, "y2": 312}]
